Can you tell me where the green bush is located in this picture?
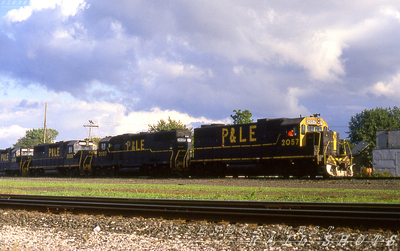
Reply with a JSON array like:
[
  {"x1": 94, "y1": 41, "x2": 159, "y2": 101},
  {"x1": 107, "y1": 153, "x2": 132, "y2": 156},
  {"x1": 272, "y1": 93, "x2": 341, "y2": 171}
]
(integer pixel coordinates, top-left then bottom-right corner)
[{"x1": 372, "y1": 169, "x2": 393, "y2": 178}]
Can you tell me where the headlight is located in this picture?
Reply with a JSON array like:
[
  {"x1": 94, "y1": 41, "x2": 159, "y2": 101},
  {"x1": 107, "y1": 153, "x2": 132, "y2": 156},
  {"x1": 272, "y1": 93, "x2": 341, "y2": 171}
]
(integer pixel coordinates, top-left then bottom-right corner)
[
  {"x1": 187, "y1": 138, "x2": 191, "y2": 143},
  {"x1": 177, "y1": 138, "x2": 186, "y2": 143}
]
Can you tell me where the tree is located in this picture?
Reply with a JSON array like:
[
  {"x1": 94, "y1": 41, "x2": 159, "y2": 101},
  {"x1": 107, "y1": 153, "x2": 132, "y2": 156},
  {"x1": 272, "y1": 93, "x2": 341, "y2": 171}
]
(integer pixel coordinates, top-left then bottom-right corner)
[
  {"x1": 230, "y1": 109, "x2": 253, "y2": 124},
  {"x1": 148, "y1": 117, "x2": 192, "y2": 132},
  {"x1": 347, "y1": 107, "x2": 400, "y2": 166},
  {"x1": 14, "y1": 128, "x2": 59, "y2": 148},
  {"x1": 348, "y1": 107, "x2": 400, "y2": 145}
]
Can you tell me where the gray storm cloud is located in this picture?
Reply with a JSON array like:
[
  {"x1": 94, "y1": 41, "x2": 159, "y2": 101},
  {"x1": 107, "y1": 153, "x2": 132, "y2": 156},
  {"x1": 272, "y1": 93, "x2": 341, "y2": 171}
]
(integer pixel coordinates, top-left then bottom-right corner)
[{"x1": 1, "y1": 0, "x2": 400, "y2": 137}]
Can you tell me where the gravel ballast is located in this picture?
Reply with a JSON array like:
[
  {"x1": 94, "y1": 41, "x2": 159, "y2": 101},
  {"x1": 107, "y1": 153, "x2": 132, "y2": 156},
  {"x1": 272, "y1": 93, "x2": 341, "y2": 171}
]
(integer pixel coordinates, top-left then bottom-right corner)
[{"x1": 0, "y1": 209, "x2": 398, "y2": 250}]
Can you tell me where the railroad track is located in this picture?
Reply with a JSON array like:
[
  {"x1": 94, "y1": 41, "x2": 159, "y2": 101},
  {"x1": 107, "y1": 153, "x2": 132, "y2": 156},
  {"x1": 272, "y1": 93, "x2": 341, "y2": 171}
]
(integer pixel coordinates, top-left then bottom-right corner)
[{"x1": 0, "y1": 194, "x2": 398, "y2": 229}]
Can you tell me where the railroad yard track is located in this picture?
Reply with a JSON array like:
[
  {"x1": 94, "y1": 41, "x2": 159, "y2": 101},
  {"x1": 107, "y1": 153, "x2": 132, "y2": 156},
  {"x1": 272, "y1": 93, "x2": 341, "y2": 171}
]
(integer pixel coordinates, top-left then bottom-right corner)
[{"x1": 0, "y1": 194, "x2": 398, "y2": 230}]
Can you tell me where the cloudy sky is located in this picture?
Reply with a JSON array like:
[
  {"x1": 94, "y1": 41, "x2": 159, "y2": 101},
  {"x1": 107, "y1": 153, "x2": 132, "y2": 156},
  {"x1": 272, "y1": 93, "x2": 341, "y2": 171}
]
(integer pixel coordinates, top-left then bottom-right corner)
[{"x1": 0, "y1": 0, "x2": 399, "y2": 148}]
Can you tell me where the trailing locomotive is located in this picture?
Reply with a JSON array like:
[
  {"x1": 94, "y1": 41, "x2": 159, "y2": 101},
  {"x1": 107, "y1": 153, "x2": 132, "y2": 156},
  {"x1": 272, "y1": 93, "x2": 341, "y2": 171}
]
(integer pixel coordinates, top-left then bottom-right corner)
[
  {"x1": 0, "y1": 147, "x2": 33, "y2": 176},
  {"x1": 0, "y1": 115, "x2": 353, "y2": 178},
  {"x1": 93, "y1": 130, "x2": 192, "y2": 176},
  {"x1": 8, "y1": 140, "x2": 96, "y2": 177},
  {"x1": 191, "y1": 116, "x2": 353, "y2": 178},
  {"x1": 27, "y1": 140, "x2": 96, "y2": 176}
]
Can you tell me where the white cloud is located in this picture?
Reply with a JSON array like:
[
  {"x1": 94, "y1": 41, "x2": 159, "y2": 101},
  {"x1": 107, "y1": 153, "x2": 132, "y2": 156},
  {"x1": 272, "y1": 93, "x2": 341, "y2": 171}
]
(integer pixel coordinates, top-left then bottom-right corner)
[
  {"x1": 138, "y1": 58, "x2": 206, "y2": 81},
  {"x1": 368, "y1": 72, "x2": 400, "y2": 99},
  {"x1": 381, "y1": 7, "x2": 400, "y2": 22},
  {"x1": 233, "y1": 66, "x2": 244, "y2": 75},
  {"x1": 0, "y1": 92, "x2": 229, "y2": 148},
  {"x1": 3, "y1": 6, "x2": 32, "y2": 23},
  {"x1": 0, "y1": 125, "x2": 27, "y2": 147},
  {"x1": 285, "y1": 87, "x2": 311, "y2": 117},
  {"x1": 116, "y1": 107, "x2": 230, "y2": 135},
  {"x1": 3, "y1": 0, "x2": 87, "y2": 24}
]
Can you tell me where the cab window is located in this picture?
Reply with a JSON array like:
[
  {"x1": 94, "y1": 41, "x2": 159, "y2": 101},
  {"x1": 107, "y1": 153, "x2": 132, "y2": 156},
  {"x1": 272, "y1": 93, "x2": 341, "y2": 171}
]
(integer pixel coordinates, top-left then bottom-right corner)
[
  {"x1": 301, "y1": 125, "x2": 306, "y2": 134},
  {"x1": 287, "y1": 127, "x2": 298, "y2": 136}
]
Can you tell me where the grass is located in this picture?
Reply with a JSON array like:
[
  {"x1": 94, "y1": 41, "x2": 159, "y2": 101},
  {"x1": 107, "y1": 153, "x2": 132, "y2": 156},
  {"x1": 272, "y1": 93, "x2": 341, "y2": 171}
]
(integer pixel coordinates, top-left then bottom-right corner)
[{"x1": 0, "y1": 179, "x2": 399, "y2": 203}]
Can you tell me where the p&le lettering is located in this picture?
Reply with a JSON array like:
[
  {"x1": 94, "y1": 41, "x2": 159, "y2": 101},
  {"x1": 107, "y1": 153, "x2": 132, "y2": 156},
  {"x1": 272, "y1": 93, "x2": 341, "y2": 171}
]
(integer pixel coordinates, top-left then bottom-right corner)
[
  {"x1": 49, "y1": 147, "x2": 60, "y2": 157},
  {"x1": 222, "y1": 125, "x2": 257, "y2": 144},
  {"x1": 126, "y1": 139, "x2": 145, "y2": 151}
]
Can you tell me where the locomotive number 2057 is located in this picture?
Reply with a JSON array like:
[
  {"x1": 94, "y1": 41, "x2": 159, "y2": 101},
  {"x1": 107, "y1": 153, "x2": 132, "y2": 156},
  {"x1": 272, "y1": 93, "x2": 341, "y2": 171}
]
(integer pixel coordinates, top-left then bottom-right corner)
[{"x1": 281, "y1": 138, "x2": 299, "y2": 146}]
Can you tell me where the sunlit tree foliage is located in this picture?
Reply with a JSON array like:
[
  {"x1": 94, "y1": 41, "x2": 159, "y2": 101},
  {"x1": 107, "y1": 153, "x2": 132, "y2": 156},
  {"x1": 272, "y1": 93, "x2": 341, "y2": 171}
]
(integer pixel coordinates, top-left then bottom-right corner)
[
  {"x1": 347, "y1": 107, "x2": 400, "y2": 166},
  {"x1": 148, "y1": 117, "x2": 192, "y2": 132},
  {"x1": 14, "y1": 128, "x2": 59, "y2": 148},
  {"x1": 230, "y1": 109, "x2": 253, "y2": 124}
]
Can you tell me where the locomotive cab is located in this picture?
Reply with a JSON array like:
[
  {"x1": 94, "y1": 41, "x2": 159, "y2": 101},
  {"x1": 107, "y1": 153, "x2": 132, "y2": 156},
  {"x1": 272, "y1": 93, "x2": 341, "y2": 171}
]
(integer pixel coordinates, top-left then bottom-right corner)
[
  {"x1": 66, "y1": 140, "x2": 96, "y2": 176},
  {"x1": 265, "y1": 116, "x2": 353, "y2": 177},
  {"x1": 300, "y1": 117, "x2": 353, "y2": 177},
  {"x1": 10, "y1": 147, "x2": 33, "y2": 176}
]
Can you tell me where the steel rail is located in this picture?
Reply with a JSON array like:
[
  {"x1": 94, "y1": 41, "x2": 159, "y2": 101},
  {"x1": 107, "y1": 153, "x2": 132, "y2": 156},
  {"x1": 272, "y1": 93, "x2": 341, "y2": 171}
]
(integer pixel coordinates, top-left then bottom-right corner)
[{"x1": 0, "y1": 194, "x2": 398, "y2": 229}]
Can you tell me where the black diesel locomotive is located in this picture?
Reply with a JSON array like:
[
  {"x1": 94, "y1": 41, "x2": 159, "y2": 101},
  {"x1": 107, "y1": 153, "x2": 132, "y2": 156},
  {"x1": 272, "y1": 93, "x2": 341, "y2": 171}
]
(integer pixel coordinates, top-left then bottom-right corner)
[
  {"x1": 191, "y1": 116, "x2": 353, "y2": 178},
  {"x1": 26, "y1": 140, "x2": 96, "y2": 176},
  {"x1": 93, "y1": 130, "x2": 192, "y2": 176},
  {"x1": 0, "y1": 116, "x2": 353, "y2": 178},
  {"x1": 0, "y1": 147, "x2": 33, "y2": 176},
  {"x1": 0, "y1": 140, "x2": 96, "y2": 177}
]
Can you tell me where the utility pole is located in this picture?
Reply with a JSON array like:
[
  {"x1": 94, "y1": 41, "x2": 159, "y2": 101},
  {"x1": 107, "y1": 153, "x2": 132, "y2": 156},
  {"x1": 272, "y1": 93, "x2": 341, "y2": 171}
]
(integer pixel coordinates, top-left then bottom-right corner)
[
  {"x1": 43, "y1": 103, "x2": 47, "y2": 144},
  {"x1": 83, "y1": 120, "x2": 99, "y2": 141}
]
